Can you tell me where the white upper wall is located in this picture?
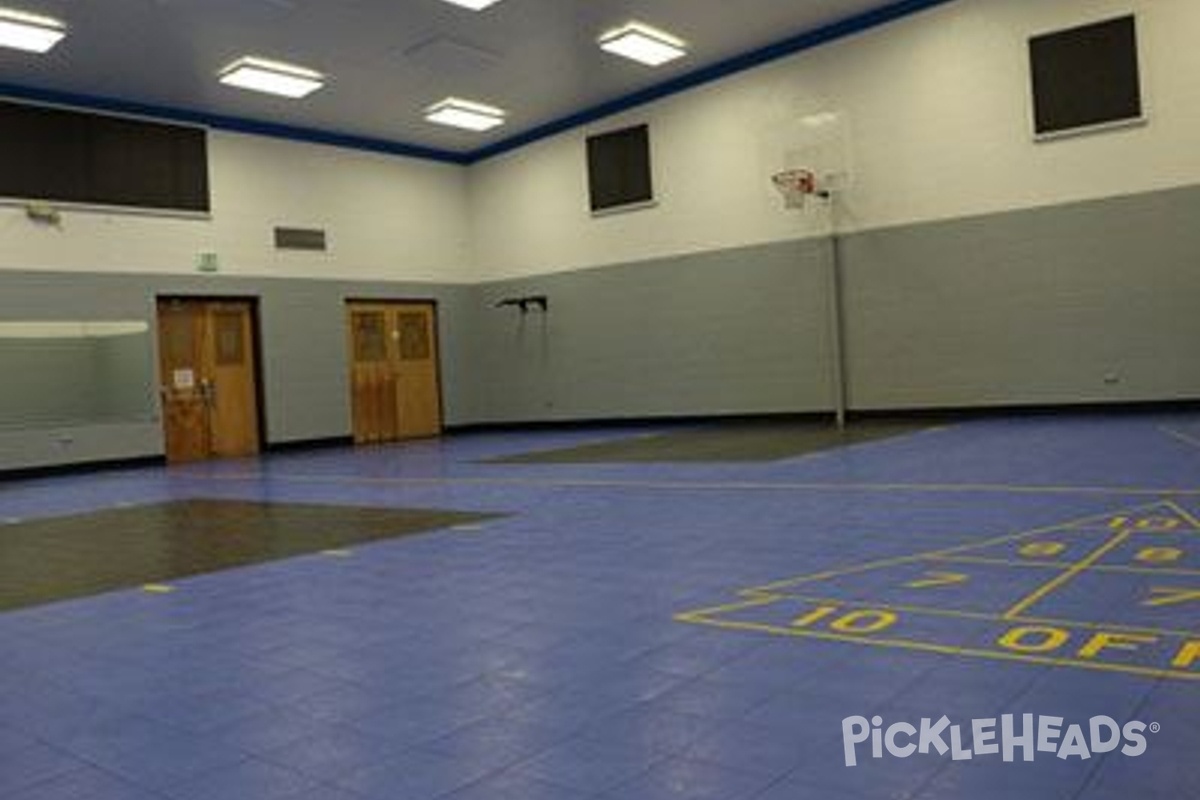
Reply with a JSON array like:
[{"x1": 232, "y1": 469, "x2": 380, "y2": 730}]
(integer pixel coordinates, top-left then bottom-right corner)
[
  {"x1": 468, "y1": 0, "x2": 1200, "y2": 280},
  {"x1": 3, "y1": 0, "x2": 1198, "y2": 285},
  {"x1": 0, "y1": 130, "x2": 472, "y2": 283}
]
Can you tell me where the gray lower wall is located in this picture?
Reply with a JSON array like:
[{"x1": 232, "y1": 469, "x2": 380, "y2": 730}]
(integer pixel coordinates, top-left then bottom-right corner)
[
  {"x1": 462, "y1": 240, "x2": 836, "y2": 424},
  {"x1": 94, "y1": 334, "x2": 158, "y2": 421},
  {"x1": 842, "y1": 185, "x2": 1200, "y2": 409},
  {"x1": 3, "y1": 183, "x2": 1199, "y2": 470},
  {"x1": 0, "y1": 271, "x2": 470, "y2": 471},
  {"x1": 468, "y1": 184, "x2": 1200, "y2": 423},
  {"x1": 248, "y1": 278, "x2": 475, "y2": 443}
]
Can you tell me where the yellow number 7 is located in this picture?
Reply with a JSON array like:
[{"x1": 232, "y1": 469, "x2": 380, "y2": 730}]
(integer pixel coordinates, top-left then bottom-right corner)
[
  {"x1": 904, "y1": 571, "x2": 969, "y2": 589},
  {"x1": 1142, "y1": 587, "x2": 1200, "y2": 608}
]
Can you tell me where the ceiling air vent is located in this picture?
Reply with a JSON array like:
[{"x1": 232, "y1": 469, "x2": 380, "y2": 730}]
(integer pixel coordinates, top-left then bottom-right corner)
[{"x1": 274, "y1": 226, "x2": 327, "y2": 251}]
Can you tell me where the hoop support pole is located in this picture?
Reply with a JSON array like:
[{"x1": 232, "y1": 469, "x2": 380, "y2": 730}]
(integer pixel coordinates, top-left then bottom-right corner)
[{"x1": 827, "y1": 195, "x2": 848, "y2": 431}]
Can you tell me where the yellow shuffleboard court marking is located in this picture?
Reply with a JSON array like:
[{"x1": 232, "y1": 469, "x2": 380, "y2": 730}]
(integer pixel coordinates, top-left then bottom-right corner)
[
  {"x1": 676, "y1": 612, "x2": 1200, "y2": 683},
  {"x1": 675, "y1": 593, "x2": 785, "y2": 622},
  {"x1": 746, "y1": 501, "x2": 1179, "y2": 596},
  {"x1": 1167, "y1": 499, "x2": 1200, "y2": 528},
  {"x1": 677, "y1": 500, "x2": 1200, "y2": 681},
  {"x1": 754, "y1": 592, "x2": 1200, "y2": 640},
  {"x1": 928, "y1": 554, "x2": 1068, "y2": 571},
  {"x1": 142, "y1": 584, "x2": 175, "y2": 594},
  {"x1": 1002, "y1": 500, "x2": 1200, "y2": 620},
  {"x1": 903, "y1": 571, "x2": 970, "y2": 589},
  {"x1": 1002, "y1": 530, "x2": 1133, "y2": 619},
  {"x1": 1143, "y1": 587, "x2": 1200, "y2": 609},
  {"x1": 930, "y1": 553, "x2": 1200, "y2": 579}
]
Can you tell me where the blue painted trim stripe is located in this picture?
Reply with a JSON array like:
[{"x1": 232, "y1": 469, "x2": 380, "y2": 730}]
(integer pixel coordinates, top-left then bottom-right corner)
[
  {"x1": 0, "y1": 83, "x2": 469, "y2": 165},
  {"x1": 466, "y1": 0, "x2": 958, "y2": 163},
  {"x1": 0, "y1": 0, "x2": 955, "y2": 166}
]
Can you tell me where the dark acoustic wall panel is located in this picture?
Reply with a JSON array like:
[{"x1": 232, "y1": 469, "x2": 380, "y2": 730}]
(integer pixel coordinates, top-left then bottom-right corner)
[
  {"x1": 1029, "y1": 15, "x2": 1142, "y2": 137},
  {"x1": 0, "y1": 101, "x2": 210, "y2": 212},
  {"x1": 586, "y1": 123, "x2": 653, "y2": 212}
]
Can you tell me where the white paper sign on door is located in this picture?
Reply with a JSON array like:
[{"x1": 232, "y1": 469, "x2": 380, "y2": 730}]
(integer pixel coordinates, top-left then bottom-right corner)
[{"x1": 172, "y1": 368, "x2": 195, "y2": 390}]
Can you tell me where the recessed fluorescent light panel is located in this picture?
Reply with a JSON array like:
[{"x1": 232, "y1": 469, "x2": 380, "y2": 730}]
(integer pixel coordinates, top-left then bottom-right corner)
[
  {"x1": 424, "y1": 97, "x2": 506, "y2": 132},
  {"x1": 438, "y1": 0, "x2": 504, "y2": 9},
  {"x1": 218, "y1": 57, "x2": 325, "y2": 99},
  {"x1": 0, "y1": 7, "x2": 66, "y2": 53},
  {"x1": 598, "y1": 21, "x2": 687, "y2": 67}
]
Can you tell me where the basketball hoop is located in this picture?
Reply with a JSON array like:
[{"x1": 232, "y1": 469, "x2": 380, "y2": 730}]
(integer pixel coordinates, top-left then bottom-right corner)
[{"x1": 771, "y1": 168, "x2": 817, "y2": 209}]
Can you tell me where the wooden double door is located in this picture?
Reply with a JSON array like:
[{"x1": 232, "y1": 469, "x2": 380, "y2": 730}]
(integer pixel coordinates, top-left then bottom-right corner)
[
  {"x1": 157, "y1": 298, "x2": 261, "y2": 463},
  {"x1": 347, "y1": 301, "x2": 442, "y2": 444}
]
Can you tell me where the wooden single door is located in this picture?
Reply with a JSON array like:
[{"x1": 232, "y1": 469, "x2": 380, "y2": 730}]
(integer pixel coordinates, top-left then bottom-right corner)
[
  {"x1": 157, "y1": 298, "x2": 261, "y2": 463},
  {"x1": 158, "y1": 300, "x2": 210, "y2": 462},
  {"x1": 347, "y1": 301, "x2": 442, "y2": 444},
  {"x1": 206, "y1": 302, "x2": 261, "y2": 457},
  {"x1": 348, "y1": 305, "x2": 399, "y2": 444},
  {"x1": 393, "y1": 305, "x2": 441, "y2": 438}
]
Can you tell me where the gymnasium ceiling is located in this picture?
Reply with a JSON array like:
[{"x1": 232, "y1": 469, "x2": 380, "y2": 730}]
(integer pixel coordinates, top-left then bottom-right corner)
[{"x1": 0, "y1": 0, "x2": 937, "y2": 161}]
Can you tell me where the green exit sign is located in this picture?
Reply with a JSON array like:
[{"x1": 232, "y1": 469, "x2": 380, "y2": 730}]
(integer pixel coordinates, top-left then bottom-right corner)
[{"x1": 196, "y1": 252, "x2": 220, "y2": 273}]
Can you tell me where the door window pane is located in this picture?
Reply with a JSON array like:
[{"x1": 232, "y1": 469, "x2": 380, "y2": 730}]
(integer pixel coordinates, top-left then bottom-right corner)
[
  {"x1": 214, "y1": 311, "x2": 245, "y2": 366},
  {"x1": 353, "y1": 312, "x2": 388, "y2": 362},
  {"x1": 398, "y1": 312, "x2": 431, "y2": 361}
]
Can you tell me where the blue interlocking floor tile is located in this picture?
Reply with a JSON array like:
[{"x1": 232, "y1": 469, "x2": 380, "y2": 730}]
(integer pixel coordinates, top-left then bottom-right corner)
[
  {"x1": 438, "y1": 768, "x2": 596, "y2": 800},
  {"x1": 1082, "y1": 732, "x2": 1196, "y2": 799},
  {"x1": 269, "y1": 787, "x2": 364, "y2": 800},
  {"x1": 75, "y1": 731, "x2": 250, "y2": 791},
  {"x1": 3, "y1": 412, "x2": 1200, "y2": 799},
  {"x1": 330, "y1": 745, "x2": 496, "y2": 799},
  {"x1": 876, "y1": 658, "x2": 1048, "y2": 719},
  {"x1": 599, "y1": 756, "x2": 781, "y2": 800},
  {"x1": 44, "y1": 712, "x2": 200, "y2": 762},
  {"x1": 2, "y1": 765, "x2": 166, "y2": 800},
  {"x1": 648, "y1": 676, "x2": 781, "y2": 722},
  {"x1": 208, "y1": 705, "x2": 342, "y2": 756},
  {"x1": 130, "y1": 687, "x2": 277, "y2": 734},
  {"x1": 414, "y1": 714, "x2": 567, "y2": 773},
  {"x1": 1009, "y1": 669, "x2": 1160, "y2": 721},
  {"x1": 0, "y1": 743, "x2": 94, "y2": 796},
  {"x1": 160, "y1": 757, "x2": 319, "y2": 800},
  {"x1": 759, "y1": 741, "x2": 949, "y2": 800},
  {"x1": 0, "y1": 722, "x2": 38, "y2": 754},
  {"x1": 912, "y1": 753, "x2": 1099, "y2": 800},
  {"x1": 507, "y1": 734, "x2": 669, "y2": 794},
  {"x1": 682, "y1": 719, "x2": 816, "y2": 779},
  {"x1": 573, "y1": 706, "x2": 722, "y2": 756},
  {"x1": 285, "y1": 680, "x2": 401, "y2": 724},
  {"x1": 258, "y1": 722, "x2": 407, "y2": 780},
  {"x1": 346, "y1": 697, "x2": 493, "y2": 745}
]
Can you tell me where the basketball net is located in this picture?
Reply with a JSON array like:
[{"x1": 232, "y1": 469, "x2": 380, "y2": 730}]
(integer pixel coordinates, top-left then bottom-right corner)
[{"x1": 770, "y1": 168, "x2": 817, "y2": 210}]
